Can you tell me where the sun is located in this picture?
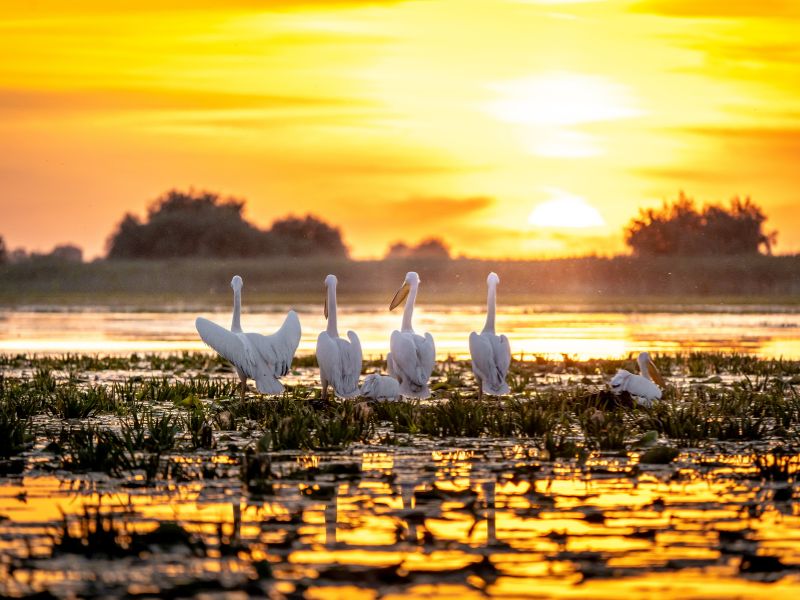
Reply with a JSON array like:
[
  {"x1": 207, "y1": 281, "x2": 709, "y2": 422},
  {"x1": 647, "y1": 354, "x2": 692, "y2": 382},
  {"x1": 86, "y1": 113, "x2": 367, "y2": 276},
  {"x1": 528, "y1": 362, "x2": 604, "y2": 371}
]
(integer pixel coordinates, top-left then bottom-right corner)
[{"x1": 528, "y1": 190, "x2": 605, "y2": 228}]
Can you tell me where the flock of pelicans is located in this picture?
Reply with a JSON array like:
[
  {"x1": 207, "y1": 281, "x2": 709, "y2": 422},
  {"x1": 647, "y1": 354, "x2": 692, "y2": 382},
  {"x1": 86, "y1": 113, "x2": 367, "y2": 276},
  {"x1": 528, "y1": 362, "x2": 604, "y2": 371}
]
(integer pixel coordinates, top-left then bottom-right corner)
[{"x1": 195, "y1": 272, "x2": 666, "y2": 405}]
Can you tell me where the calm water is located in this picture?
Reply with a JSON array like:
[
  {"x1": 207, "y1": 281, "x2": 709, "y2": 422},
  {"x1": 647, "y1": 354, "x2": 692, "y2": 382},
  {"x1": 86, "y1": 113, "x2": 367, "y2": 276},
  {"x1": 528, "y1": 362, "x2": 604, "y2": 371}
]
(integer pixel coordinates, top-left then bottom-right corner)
[
  {"x1": 2, "y1": 304, "x2": 800, "y2": 358},
  {"x1": 3, "y1": 440, "x2": 800, "y2": 598}
]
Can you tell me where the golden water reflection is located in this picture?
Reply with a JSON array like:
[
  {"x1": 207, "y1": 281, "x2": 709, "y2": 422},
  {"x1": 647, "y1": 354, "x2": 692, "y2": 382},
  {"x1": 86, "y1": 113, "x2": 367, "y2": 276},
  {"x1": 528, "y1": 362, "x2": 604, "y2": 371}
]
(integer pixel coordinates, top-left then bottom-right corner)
[
  {"x1": 2, "y1": 443, "x2": 800, "y2": 598},
  {"x1": 2, "y1": 305, "x2": 800, "y2": 359}
]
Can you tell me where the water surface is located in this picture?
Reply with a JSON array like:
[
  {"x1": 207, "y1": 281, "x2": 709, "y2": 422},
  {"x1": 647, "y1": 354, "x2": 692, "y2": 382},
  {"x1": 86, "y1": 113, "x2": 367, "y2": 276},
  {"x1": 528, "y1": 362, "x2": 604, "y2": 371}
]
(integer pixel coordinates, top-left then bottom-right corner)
[{"x1": 2, "y1": 305, "x2": 800, "y2": 358}]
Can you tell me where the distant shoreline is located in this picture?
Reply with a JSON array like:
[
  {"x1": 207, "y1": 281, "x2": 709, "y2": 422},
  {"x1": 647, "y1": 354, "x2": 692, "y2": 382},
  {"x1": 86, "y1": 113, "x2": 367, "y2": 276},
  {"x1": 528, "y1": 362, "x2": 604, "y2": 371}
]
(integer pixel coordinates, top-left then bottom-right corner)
[{"x1": 1, "y1": 255, "x2": 798, "y2": 309}]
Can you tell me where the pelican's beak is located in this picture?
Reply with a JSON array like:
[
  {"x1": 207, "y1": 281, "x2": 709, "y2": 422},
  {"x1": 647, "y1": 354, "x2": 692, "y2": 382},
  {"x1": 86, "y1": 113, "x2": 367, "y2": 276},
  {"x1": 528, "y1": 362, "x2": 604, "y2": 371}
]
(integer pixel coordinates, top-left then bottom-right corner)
[
  {"x1": 324, "y1": 294, "x2": 328, "y2": 320},
  {"x1": 647, "y1": 359, "x2": 666, "y2": 387},
  {"x1": 389, "y1": 281, "x2": 410, "y2": 311}
]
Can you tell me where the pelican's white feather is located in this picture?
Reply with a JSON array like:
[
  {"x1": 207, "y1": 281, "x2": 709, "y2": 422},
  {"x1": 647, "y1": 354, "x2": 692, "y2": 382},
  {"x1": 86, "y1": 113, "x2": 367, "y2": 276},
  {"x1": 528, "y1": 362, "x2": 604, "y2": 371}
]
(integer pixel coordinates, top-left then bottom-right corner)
[
  {"x1": 317, "y1": 330, "x2": 362, "y2": 398},
  {"x1": 195, "y1": 275, "x2": 301, "y2": 396},
  {"x1": 469, "y1": 332, "x2": 511, "y2": 395},
  {"x1": 315, "y1": 274, "x2": 363, "y2": 398},
  {"x1": 360, "y1": 373, "x2": 401, "y2": 401},
  {"x1": 387, "y1": 272, "x2": 436, "y2": 399},
  {"x1": 610, "y1": 369, "x2": 662, "y2": 407},
  {"x1": 469, "y1": 272, "x2": 511, "y2": 396}
]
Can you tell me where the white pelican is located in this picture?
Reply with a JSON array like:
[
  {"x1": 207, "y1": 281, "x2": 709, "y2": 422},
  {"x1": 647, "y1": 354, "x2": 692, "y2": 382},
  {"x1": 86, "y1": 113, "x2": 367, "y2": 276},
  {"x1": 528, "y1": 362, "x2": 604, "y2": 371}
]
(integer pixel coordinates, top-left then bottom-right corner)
[
  {"x1": 610, "y1": 351, "x2": 666, "y2": 407},
  {"x1": 315, "y1": 274, "x2": 362, "y2": 399},
  {"x1": 360, "y1": 373, "x2": 401, "y2": 401},
  {"x1": 195, "y1": 275, "x2": 301, "y2": 398},
  {"x1": 469, "y1": 272, "x2": 511, "y2": 398},
  {"x1": 386, "y1": 271, "x2": 436, "y2": 399}
]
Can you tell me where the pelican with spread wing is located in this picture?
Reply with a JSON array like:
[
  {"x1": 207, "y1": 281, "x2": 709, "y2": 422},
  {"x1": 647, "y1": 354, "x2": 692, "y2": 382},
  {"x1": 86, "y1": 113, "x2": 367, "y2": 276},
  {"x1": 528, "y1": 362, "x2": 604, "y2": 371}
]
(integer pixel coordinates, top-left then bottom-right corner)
[
  {"x1": 315, "y1": 274, "x2": 362, "y2": 399},
  {"x1": 469, "y1": 272, "x2": 511, "y2": 398},
  {"x1": 195, "y1": 275, "x2": 301, "y2": 398},
  {"x1": 386, "y1": 271, "x2": 436, "y2": 399},
  {"x1": 610, "y1": 351, "x2": 666, "y2": 407}
]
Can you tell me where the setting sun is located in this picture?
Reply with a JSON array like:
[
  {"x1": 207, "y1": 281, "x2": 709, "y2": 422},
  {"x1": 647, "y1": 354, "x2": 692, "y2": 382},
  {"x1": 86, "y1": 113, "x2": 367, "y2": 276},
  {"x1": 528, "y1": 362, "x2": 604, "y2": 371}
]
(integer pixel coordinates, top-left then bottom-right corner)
[
  {"x1": 0, "y1": 0, "x2": 798, "y2": 259},
  {"x1": 528, "y1": 189, "x2": 605, "y2": 228}
]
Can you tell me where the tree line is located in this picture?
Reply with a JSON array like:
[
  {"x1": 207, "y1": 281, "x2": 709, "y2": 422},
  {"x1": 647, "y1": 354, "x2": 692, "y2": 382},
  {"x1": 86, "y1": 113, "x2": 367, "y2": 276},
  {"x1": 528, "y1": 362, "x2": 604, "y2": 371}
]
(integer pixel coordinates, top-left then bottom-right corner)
[{"x1": 0, "y1": 190, "x2": 783, "y2": 264}]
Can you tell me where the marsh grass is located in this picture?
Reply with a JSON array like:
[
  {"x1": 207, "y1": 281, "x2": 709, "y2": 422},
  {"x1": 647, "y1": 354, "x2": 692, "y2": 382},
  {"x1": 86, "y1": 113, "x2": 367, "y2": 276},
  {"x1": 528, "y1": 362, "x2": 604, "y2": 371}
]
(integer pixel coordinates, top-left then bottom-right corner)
[{"x1": 2, "y1": 352, "x2": 800, "y2": 468}]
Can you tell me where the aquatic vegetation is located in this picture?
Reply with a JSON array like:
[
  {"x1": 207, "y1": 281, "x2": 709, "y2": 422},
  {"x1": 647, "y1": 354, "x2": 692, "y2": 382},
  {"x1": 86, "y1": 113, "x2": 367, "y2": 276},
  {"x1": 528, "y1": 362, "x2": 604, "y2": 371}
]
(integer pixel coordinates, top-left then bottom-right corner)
[{"x1": 2, "y1": 352, "x2": 800, "y2": 598}]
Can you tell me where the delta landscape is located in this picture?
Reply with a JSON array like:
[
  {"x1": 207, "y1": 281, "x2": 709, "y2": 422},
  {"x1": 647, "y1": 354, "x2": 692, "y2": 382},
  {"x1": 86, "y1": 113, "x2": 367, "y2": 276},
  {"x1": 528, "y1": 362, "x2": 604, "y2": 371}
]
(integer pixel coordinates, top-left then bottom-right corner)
[{"x1": 2, "y1": 1, "x2": 800, "y2": 599}]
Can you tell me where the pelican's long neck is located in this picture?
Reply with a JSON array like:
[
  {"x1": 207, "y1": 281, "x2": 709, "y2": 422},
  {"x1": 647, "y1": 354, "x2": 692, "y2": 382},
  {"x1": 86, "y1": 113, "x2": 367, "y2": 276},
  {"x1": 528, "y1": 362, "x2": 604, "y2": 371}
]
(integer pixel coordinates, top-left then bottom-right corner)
[
  {"x1": 326, "y1": 284, "x2": 339, "y2": 337},
  {"x1": 231, "y1": 288, "x2": 242, "y2": 332},
  {"x1": 638, "y1": 355, "x2": 650, "y2": 380},
  {"x1": 401, "y1": 283, "x2": 418, "y2": 332},
  {"x1": 482, "y1": 282, "x2": 497, "y2": 334}
]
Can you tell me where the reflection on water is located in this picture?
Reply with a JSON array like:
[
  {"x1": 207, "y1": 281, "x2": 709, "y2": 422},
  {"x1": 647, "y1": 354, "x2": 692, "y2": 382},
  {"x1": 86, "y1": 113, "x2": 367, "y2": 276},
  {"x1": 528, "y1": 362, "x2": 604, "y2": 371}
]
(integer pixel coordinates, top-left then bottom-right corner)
[
  {"x1": 3, "y1": 443, "x2": 800, "y2": 598},
  {"x1": 2, "y1": 305, "x2": 800, "y2": 358}
]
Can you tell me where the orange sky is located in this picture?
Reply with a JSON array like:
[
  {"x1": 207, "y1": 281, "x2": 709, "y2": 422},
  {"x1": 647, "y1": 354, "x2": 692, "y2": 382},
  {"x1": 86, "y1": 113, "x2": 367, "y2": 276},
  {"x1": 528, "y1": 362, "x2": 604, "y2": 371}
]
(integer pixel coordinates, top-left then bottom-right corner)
[{"x1": 1, "y1": 0, "x2": 799, "y2": 259}]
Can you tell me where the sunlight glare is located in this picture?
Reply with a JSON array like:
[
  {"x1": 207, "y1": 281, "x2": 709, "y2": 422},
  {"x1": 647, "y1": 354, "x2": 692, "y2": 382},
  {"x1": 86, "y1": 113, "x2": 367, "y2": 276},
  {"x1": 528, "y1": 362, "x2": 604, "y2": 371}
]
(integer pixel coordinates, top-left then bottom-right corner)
[
  {"x1": 528, "y1": 190, "x2": 605, "y2": 228},
  {"x1": 487, "y1": 72, "x2": 641, "y2": 127}
]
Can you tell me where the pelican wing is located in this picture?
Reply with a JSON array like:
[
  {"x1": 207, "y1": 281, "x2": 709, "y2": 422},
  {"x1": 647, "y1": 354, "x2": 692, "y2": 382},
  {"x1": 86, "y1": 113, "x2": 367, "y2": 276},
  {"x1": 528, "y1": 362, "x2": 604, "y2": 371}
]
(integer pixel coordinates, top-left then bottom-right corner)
[
  {"x1": 345, "y1": 330, "x2": 364, "y2": 384},
  {"x1": 625, "y1": 374, "x2": 662, "y2": 403},
  {"x1": 419, "y1": 333, "x2": 436, "y2": 380},
  {"x1": 316, "y1": 331, "x2": 361, "y2": 397},
  {"x1": 470, "y1": 331, "x2": 510, "y2": 394},
  {"x1": 497, "y1": 334, "x2": 512, "y2": 376},
  {"x1": 390, "y1": 331, "x2": 427, "y2": 388},
  {"x1": 360, "y1": 373, "x2": 400, "y2": 401},
  {"x1": 246, "y1": 310, "x2": 301, "y2": 377},
  {"x1": 469, "y1": 331, "x2": 493, "y2": 382},
  {"x1": 196, "y1": 317, "x2": 248, "y2": 372}
]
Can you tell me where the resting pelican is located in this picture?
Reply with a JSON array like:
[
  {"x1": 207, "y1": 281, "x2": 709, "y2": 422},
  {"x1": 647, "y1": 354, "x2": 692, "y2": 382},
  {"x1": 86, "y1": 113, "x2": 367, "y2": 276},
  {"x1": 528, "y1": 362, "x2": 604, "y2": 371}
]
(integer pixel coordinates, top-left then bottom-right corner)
[
  {"x1": 195, "y1": 275, "x2": 301, "y2": 398},
  {"x1": 610, "y1": 351, "x2": 666, "y2": 407},
  {"x1": 315, "y1": 274, "x2": 362, "y2": 399},
  {"x1": 469, "y1": 272, "x2": 511, "y2": 398},
  {"x1": 386, "y1": 271, "x2": 436, "y2": 398},
  {"x1": 360, "y1": 373, "x2": 401, "y2": 401}
]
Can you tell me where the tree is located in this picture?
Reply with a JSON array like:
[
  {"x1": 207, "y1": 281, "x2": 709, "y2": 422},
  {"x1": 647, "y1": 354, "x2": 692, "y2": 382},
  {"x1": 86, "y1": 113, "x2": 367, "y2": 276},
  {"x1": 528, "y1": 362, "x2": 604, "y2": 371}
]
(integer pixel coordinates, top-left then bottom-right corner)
[
  {"x1": 106, "y1": 190, "x2": 347, "y2": 259},
  {"x1": 386, "y1": 238, "x2": 450, "y2": 259},
  {"x1": 0, "y1": 235, "x2": 6, "y2": 264},
  {"x1": 625, "y1": 193, "x2": 776, "y2": 256},
  {"x1": 269, "y1": 215, "x2": 348, "y2": 257}
]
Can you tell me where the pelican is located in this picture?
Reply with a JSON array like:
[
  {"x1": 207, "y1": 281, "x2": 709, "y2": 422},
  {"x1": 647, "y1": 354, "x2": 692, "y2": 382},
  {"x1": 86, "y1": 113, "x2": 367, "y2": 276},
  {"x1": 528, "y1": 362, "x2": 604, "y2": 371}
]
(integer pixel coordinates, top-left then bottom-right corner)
[
  {"x1": 610, "y1": 351, "x2": 666, "y2": 407},
  {"x1": 315, "y1": 274, "x2": 362, "y2": 399},
  {"x1": 195, "y1": 275, "x2": 301, "y2": 398},
  {"x1": 386, "y1": 271, "x2": 436, "y2": 399},
  {"x1": 360, "y1": 373, "x2": 401, "y2": 401},
  {"x1": 469, "y1": 272, "x2": 511, "y2": 398}
]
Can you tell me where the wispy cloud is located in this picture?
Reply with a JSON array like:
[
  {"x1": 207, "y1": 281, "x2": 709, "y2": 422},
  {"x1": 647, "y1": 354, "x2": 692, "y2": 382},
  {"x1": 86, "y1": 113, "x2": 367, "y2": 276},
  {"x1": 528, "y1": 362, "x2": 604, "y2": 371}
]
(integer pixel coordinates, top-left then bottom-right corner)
[{"x1": 631, "y1": 0, "x2": 800, "y2": 19}]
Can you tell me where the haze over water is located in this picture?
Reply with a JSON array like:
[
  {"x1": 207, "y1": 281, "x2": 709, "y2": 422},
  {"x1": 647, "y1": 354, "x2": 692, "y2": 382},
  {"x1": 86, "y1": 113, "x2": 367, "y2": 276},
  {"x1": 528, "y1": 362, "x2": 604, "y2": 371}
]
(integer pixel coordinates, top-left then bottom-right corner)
[{"x1": 3, "y1": 305, "x2": 799, "y2": 359}]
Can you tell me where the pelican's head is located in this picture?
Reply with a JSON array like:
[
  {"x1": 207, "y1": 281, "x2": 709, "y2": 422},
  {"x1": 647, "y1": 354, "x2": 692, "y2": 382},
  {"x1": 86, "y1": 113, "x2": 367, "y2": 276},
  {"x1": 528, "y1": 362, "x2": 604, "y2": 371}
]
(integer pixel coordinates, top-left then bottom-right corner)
[
  {"x1": 610, "y1": 369, "x2": 631, "y2": 394},
  {"x1": 405, "y1": 271, "x2": 420, "y2": 285},
  {"x1": 323, "y1": 274, "x2": 337, "y2": 319},
  {"x1": 231, "y1": 275, "x2": 243, "y2": 291},
  {"x1": 637, "y1": 351, "x2": 665, "y2": 387},
  {"x1": 390, "y1": 271, "x2": 419, "y2": 311},
  {"x1": 487, "y1": 272, "x2": 500, "y2": 286}
]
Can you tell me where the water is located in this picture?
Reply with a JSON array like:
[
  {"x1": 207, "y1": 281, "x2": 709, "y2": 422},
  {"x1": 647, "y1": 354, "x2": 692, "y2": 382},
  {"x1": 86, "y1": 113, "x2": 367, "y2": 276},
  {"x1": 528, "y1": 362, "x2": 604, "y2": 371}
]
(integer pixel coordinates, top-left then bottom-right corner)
[
  {"x1": 2, "y1": 304, "x2": 800, "y2": 358},
  {"x1": 3, "y1": 438, "x2": 800, "y2": 598}
]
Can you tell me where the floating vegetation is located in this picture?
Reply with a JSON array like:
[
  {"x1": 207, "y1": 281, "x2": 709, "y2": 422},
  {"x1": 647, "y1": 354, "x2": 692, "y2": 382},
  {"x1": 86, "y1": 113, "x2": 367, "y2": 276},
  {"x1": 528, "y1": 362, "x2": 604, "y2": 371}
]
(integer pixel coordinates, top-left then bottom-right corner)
[{"x1": 1, "y1": 352, "x2": 800, "y2": 598}]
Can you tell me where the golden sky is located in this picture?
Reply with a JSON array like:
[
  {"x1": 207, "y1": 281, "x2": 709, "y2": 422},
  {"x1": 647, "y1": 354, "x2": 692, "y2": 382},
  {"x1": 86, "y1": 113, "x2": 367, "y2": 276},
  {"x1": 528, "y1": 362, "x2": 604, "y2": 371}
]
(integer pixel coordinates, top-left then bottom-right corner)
[{"x1": 1, "y1": 0, "x2": 799, "y2": 259}]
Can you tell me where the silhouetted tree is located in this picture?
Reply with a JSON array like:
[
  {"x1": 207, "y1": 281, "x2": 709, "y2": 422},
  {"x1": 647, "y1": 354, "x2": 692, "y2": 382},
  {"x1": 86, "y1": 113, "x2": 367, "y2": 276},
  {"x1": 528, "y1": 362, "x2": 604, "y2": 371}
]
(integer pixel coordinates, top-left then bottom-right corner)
[
  {"x1": 0, "y1": 236, "x2": 7, "y2": 264},
  {"x1": 106, "y1": 190, "x2": 347, "y2": 259},
  {"x1": 269, "y1": 215, "x2": 348, "y2": 257},
  {"x1": 625, "y1": 193, "x2": 776, "y2": 256},
  {"x1": 49, "y1": 244, "x2": 83, "y2": 263},
  {"x1": 385, "y1": 237, "x2": 450, "y2": 259}
]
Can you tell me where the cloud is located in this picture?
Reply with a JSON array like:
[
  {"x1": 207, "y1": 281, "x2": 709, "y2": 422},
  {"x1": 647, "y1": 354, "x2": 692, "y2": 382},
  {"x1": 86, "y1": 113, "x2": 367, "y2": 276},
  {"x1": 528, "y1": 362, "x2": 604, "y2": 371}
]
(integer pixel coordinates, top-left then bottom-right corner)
[
  {"x1": 630, "y1": 0, "x2": 800, "y2": 18},
  {"x1": 3, "y1": 0, "x2": 408, "y2": 16},
  {"x1": 338, "y1": 196, "x2": 495, "y2": 236},
  {"x1": 387, "y1": 196, "x2": 494, "y2": 220},
  {"x1": 682, "y1": 125, "x2": 800, "y2": 153},
  {"x1": 0, "y1": 88, "x2": 374, "y2": 113}
]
